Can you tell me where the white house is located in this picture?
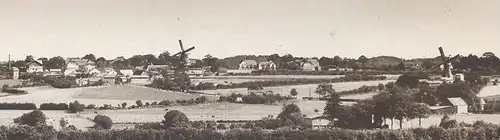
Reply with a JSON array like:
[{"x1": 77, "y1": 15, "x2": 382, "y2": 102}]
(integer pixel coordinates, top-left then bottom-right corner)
[
  {"x1": 26, "y1": 61, "x2": 44, "y2": 73},
  {"x1": 239, "y1": 60, "x2": 257, "y2": 70},
  {"x1": 119, "y1": 70, "x2": 134, "y2": 76},
  {"x1": 258, "y1": 61, "x2": 277, "y2": 70},
  {"x1": 447, "y1": 97, "x2": 468, "y2": 114},
  {"x1": 64, "y1": 58, "x2": 96, "y2": 76},
  {"x1": 302, "y1": 59, "x2": 321, "y2": 71},
  {"x1": 12, "y1": 67, "x2": 19, "y2": 80}
]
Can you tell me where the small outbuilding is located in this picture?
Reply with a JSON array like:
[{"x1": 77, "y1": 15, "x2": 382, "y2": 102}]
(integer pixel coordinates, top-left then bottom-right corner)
[{"x1": 447, "y1": 97, "x2": 468, "y2": 114}]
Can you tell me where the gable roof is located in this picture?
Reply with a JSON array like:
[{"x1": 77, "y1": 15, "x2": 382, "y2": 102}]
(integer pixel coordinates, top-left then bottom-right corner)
[
  {"x1": 26, "y1": 60, "x2": 43, "y2": 67},
  {"x1": 447, "y1": 97, "x2": 468, "y2": 106},
  {"x1": 146, "y1": 65, "x2": 170, "y2": 71},
  {"x1": 66, "y1": 58, "x2": 95, "y2": 66},
  {"x1": 240, "y1": 60, "x2": 257, "y2": 66}
]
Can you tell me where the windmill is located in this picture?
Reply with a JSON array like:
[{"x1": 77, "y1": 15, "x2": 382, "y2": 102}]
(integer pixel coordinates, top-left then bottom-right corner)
[
  {"x1": 430, "y1": 47, "x2": 462, "y2": 83},
  {"x1": 172, "y1": 40, "x2": 195, "y2": 73}
]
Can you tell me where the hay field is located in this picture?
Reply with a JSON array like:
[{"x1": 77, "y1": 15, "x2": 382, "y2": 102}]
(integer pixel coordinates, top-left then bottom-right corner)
[
  {"x1": 0, "y1": 85, "x2": 213, "y2": 107},
  {"x1": 478, "y1": 85, "x2": 500, "y2": 100},
  {"x1": 197, "y1": 80, "x2": 396, "y2": 98},
  {"x1": 75, "y1": 85, "x2": 216, "y2": 101},
  {"x1": 0, "y1": 79, "x2": 21, "y2": 86},
  {"x1": 0, "y1": 110, "x2": 94, "y2": 130}
]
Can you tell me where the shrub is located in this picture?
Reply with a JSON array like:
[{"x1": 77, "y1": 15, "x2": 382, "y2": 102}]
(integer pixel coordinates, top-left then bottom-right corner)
[
  {"x1": 0, "y1": 103, "x2": 37, "y2": 110},
  {"x1": 145, "y1": 102, "x2": 150, "y2": 106},
  {"x1": 1, "y1": 88, "x2": 28, "y2": 95},
  {"x1": 195, "y1": 96, "x2": 208, "y2": 104},
  {"x1": 217, "y1": 124, "x2": 227, "y2": 130},
  {"x1": 59, "y1": 118, "x2": 68, "y2": 128},
  {"x1": 99, "y1": 104, "x2": 112, "y2": 110},
  {"x1": 134, "y1": 122, "x2": 164, "y2": 129},
  {"x1": 158, "y1": 100, "x2": 171, "y2": 106},
  {"x1": 48, "y1": 77, "x2": 75, "y2": 88},
  {"x1": 151, "y1": 101, "x2": 158, "y2": 106},
  {"x1": 13, "y1": 109, "x2": 47, "y2": 126},
  {"x1": 67, "y1": 101, "x2": 84, "y2": 113},
  {"x1": 40, "y1": 103, "x2": 69, "y2": 110},
  {"x1": 121, "y1": 102, "x2": 127, "y2": 108},
  {"x1": 136, "y1": 100, "x2": 143, "y2": 107},
  {"x1": 163, "y1": 110, "x2": 190, "y2": 128},
  {"x1": 86, "y1": 104, "x2": 96, "y2": 109},
  {"x1": 93, "y1": 115, "x2": 113, "y2": 129}
]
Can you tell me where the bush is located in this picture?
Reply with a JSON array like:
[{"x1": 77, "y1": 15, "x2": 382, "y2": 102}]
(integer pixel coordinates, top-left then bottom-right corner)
[
  {"x1": 93, "y1": 115, "x2": 113, "y2": 129},
  {"x1": 86, "y1": 104, "x2": 96, "y2": 109},
  {"x1": 13, "y1": 109, "x2": 47, "y2": 126},
  {"x1": 134, "y1": 122, "x2": 164, "y2": 129},
  {"x1": 158, "y1": 100, "x2": 171, "y2": 106},
  {"x1": 163, "y1": 110, "x2": 190, "y2": 128},
  {"x1": 145, "y1": 102, "x2": 150, "y2": 106},
  {"x1": 67, "y1": 101, "x2": 84, "y2": 113},
  {"x1": 40, "y1": 103, "x2": 69, "y2": 110},
  {"x1": 121, "y1": 102, "x2": 127, "y2": 108},
  {"x1": 48, "y1": 77, "x2": 75, "y2": 88},
  {"x1": 195, "y1": 96, "x2": 208, "y2": 104},
  {"x1": 99, "y1": 104, "x2": 112, "y2": 110},
  {"x1": 151, "y1": 101, "x2": 158, "y2": 106},
  {"x1": 136, "y1": 100, "x2": 143, "y2": 107},
  {"x1": 1, "y1": 88, "x2": 28, "y2": 95},
  {"x1": 0, "y1": 103, "x2": 37, "y2": 110}
]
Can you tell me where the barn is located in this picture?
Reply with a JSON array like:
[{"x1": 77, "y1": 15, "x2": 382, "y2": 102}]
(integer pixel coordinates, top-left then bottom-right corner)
[{"x1": 447, "y1": 97, "x2": 468, "y2": 114}]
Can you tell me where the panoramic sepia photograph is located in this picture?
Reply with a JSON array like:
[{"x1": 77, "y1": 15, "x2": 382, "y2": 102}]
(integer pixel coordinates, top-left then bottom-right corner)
[{"x1": 0, "y1": 0, "x2": 499, "y2": 139}]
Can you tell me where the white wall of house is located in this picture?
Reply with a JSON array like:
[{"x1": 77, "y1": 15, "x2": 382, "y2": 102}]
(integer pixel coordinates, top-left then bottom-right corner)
[
  {"x1": 239, "y1": 62, "x2": 256, "y2": 70},
  {"x1": 65, "y1": 63, "x2": 79, "y2": 76},
  {"x1": 302, "y1": 63, "x2": 316, "y2": 71},
  {"x1": 27, "y1": 66, "x2": 44, "y2": 73},
  {"x1": 456, "y1": 105, "x2": 468, "y2": 114}
]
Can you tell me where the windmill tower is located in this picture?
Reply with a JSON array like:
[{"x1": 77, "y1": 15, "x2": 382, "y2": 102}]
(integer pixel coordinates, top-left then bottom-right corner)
[{"x1": 430, "y1": 47, "x2": 462, "y2": 83}]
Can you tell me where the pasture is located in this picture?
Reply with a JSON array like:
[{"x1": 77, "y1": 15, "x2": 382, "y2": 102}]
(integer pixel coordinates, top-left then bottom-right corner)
[
  {"x1": 197, "y1": 80, "x2": 396, "y2": 98},
  {"x1": 0, "y1": 79, "x2": 21, "y2": 86},
  {"x1": 0, "y1": 85, "x2": 213, "y2": 107}
]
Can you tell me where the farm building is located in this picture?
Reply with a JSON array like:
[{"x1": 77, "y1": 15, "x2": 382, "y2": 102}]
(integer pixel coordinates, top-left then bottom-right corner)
[
  {"x1": 64, "y1": 58, "x2": 96, "y2": 76},
  {"x1": 25, "y1": 60, "x2": 44, "y2": 73},
  {"x1": 431, "y1": 97, "x2": 468, "y2": 114},
  {"x1": 119, "y1": 70, "x2": 134, "y2": 76},
  {"x1": 302, "y1": 59, "x2": 321, "y2": 71},
  {"x1": 12, "y1": 67, "x2": 19, "y2": 80},
  {"x1": 258, "y1": 61, "x2": 277, "y2": 70},
  {"x1": 239, "y1": 60, "x2": 257, "y2": 70}
]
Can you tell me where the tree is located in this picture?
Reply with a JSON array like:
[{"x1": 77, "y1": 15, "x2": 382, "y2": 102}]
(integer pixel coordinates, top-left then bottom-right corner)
[
  {"x1": 163, "y1": 110, "x2": 190, "y2": 128},
  {"x1": 267, "y1": 54, "x2": 281, "y2": 69},
  {"x1": 395, "y1": 73, "x2": 421, "y2": 89},
  {"x1": 82, "y1": 54, "x2": 96, "y2": 62},
  {"x1": 315, "y1": 83, "x2": 335, "y2": 97},
  {"x1": 68, "y1": 101, "x2": 84, "y2": 113},
  {"x1": 319, "y1": 57, "x2": 333, "y2": 68},
  {"x1": 398, "y1": 62, "x2": 406, "y2": 71},
  {"x1": 45, "y1": 56, "x2": 66, "y2": 69},
  {"x1": 290, "y1": 88, "x2": 298, "y2": 97},
  {"x1": 14, "y1": 109, "x2": 47, "y2": 126},
  {"x1": 324, "y1": 92, "x2": 342, "y2": 120},
  {"x1": 158, "y1": 51, "x2": 172, "y2": 65},
  {"x1": 93, "y1": 115, "x2": 113, "y2": 129},
  {"x1": 203, "y1": 54, "x2": 219, "y2": 72},
  {"x1": 407, "y1": 103, "x2": 431, "y2": 127},
  {"x1": 59, "y1": 118, "x2": 68, "y2": 128},
  {"x1": 25, "y1": 55, "x2": 35, "y2": 62},
  {"x1": 136, "y1": 100, "x2": 143, "y2": 107},
  {"x1": 422, "y1": 60, "x2": 434, "y2": 70},
  {"x1": 121, "y1": 102, "x2": 127, "y2": 108},
  {"x1": 276, "y1": 104, "x2": 305, "y2": 127},
  {"x1": 358, "y1": 55, "x2": 368, "y2": 68}
]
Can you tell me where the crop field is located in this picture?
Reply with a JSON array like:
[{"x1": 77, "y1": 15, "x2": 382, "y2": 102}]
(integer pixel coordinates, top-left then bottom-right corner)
[
  {"x1": 197, "y1": 80, "x2": 396, "y2": 98},
  {"x1": 0, "y1": 85, "x2": 214, "y2": 107},
  {"x1": 0, "y1": 110, "x2": 94, "y2": 130},
  {"x1": 0, "y1": 79, "x2": 21, "y2": 86},
  {"x1": 477, "y1": 85, "x2": 500, "y2": 100}
]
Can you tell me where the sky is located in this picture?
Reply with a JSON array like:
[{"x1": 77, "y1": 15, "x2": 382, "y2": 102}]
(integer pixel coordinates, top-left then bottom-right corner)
[{"x1": 0, "y1": 0, "x2": 499, "y2": 61}]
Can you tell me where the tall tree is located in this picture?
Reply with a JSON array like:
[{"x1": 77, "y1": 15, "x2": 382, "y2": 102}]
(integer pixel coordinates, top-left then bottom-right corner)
[
  {"x1": 158, "y1": 51, "x2": 172, "y2": 65},
  {"x1": 82, "y1": 54, "x2": 96, "y2": 62},
  {"x1": 324, "y1": 92, "x2": 342, "y2": 120},
  {"x1": 315, "y1": 83, "x2": 335, "y2": 97},
  {"x1": 267, "y1": 54, "x2": 281, "y2": 69},
  {"x1": 45, "y1": 56, "x2": 65, "y2": 69},
  {"x1": 25, "y1": 55, "x2": 35, "y2": 62},
  {"x1": 318, "y1": 57, "x2": 333, "y2": 68},
  {"x1": 358, "y1": 55, "x2": 368, "y2": 68},
  {"x1": 333, "y1": 56, "x2": 342, "y2": 67}
]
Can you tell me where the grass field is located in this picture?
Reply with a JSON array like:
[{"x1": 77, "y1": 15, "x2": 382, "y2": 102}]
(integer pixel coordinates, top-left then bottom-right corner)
[
  {"x1": 0, "y1": 79, "x2": 21, "y2": 86},
  {"x1": 197, "y1": 80, "x2": 396, "y2": 98},
  {"x1": 478, "y1": 85, "x2": 500, "y2": 100},
  {"x1": 0, "y1": 85, "x2": 214, "y2": 107}
]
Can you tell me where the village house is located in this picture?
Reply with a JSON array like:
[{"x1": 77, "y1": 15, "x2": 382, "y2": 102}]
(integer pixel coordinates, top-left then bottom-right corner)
[
  {"x1": 64, "y1": 58, "x2": 96, "y2": 76},
  {"x1": 258, "y1": 61, "x2": 277, "y2": 70},
  {"x1": 25, "y1": 60, "x2": 44, "y2": 73},
  {"x1": 302, "y1": 59, "x2": 321, "y2": 71},
  {"x1": 430, "y1": 97, "x2": 469, "y2": 115},
  {"x1": 238, "y1": 60, "x2": 257, "y2": 70}
]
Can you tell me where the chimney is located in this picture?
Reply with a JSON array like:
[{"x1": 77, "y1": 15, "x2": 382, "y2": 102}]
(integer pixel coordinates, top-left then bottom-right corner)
[{"x1": 8, "y1": 54, "x2": 11, "y2": 69}]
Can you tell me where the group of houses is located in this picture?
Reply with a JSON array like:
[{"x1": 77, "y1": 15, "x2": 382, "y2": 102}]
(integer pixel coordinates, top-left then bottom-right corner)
[{"x1": 238, "y1": 59, "x2": 322, "y2": 71}]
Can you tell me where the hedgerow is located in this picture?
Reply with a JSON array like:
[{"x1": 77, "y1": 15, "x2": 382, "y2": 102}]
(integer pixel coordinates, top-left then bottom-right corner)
[
  {"x1": 39, "y1": 103, "x2": 69, "y2": 110},
  {"x1": 0, "y1": 125, "x2": 500, "y2": 140},
  {"x1": 0, "y1": 103, "x2": 37, "y2": 110}
]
